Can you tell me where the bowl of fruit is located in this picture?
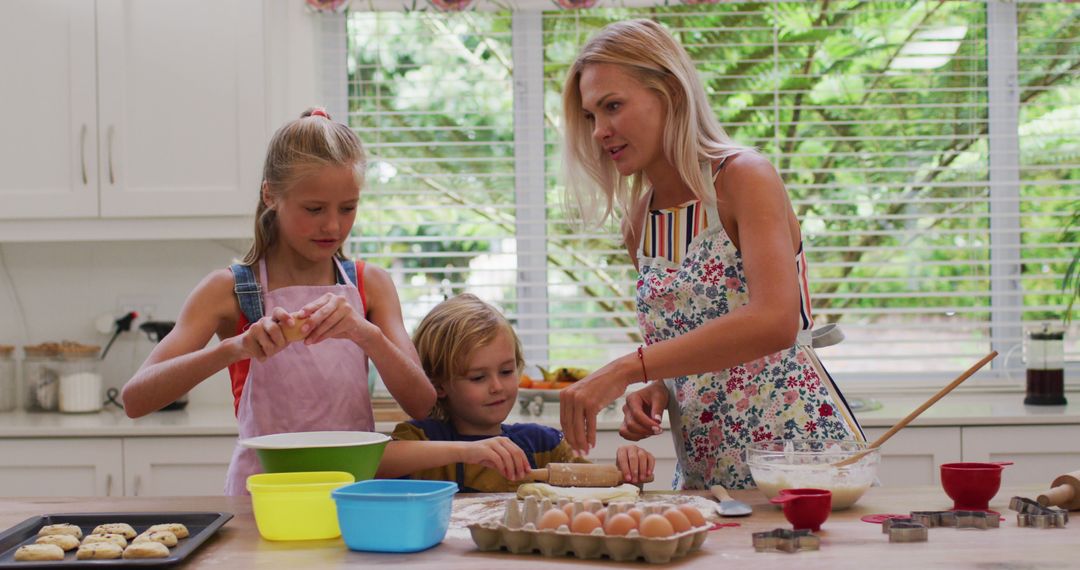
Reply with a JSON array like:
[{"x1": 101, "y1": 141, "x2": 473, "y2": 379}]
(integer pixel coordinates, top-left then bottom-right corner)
[{"x1": 517, "y1": 366, "x2": 589, "y2": 414}]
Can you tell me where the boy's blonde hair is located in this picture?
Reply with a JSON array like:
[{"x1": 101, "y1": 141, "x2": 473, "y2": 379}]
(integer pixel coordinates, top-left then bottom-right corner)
[
  {"x1": 412, "y1": 294, "x2": 525, "y2": 422},
  {"x1": 561, "y1": 19, "x2": 751, "y2": 228},
  {"x1": 242, "y1": 108, "x2": 367, "y2": 265}
]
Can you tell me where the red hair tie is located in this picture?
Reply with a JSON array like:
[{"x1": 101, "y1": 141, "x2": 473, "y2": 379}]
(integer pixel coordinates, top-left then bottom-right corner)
[{"x1": 310, "y1": 107, "x2": 330, "y2": 119}]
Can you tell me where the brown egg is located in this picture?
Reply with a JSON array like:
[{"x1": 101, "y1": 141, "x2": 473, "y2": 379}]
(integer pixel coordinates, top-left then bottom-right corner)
[
  {"x1": 604, "y1": 513, "x2": 638, "y2": 536},
  {"x1": 677, "y1": 504, "x2": 707, "y2": 527},
  {"x1": 639, "y1": 514, "x2": 675, "y2": 538},
  {"x1": 595, "y1": 510, "x2": 607, "y2": 526},
  {"x1": 538, "y1": 509, "x2": 570, "y2": 530},
  {"x1": 626, "y1": 507, "x2": 644, "y2": 524},
  {"x1": 561, "y1": 503, "x2": 575, "y2": 518},
  {"x1": 662, "y1": 508, "x2": 692, "y2": 533},
  {"x1": 570, "y1": 512, "x2": 603, "y2": 534}
]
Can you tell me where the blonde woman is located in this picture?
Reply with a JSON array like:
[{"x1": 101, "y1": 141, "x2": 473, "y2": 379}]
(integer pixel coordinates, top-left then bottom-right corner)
[
  {"x1": 558, "y1": 19, "x2": 865, "y2": 490},
  {"x1": 121, "y1": 108, "x2": 436, "y2": 495}
]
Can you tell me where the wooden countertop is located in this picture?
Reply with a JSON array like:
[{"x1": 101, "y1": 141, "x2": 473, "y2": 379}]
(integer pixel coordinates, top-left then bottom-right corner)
[{"x1": 1, "y1": 486, "x2": 1075, "y2": 568}]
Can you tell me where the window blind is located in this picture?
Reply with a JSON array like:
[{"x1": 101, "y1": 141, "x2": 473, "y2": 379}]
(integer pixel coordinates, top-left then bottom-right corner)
[{"x1": 345, "y1": 1, "x2": 1079, "y2": 385}]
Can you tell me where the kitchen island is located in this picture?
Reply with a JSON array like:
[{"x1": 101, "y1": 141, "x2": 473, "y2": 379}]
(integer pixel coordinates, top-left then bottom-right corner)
[{"x1": 1, "y1": 486, "x2": 1075, "y2": 568}]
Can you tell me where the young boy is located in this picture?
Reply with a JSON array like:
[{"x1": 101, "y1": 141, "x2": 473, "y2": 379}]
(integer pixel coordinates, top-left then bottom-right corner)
[{"x1": 375, "y1": 294, "x2": 654, "y2": 492}]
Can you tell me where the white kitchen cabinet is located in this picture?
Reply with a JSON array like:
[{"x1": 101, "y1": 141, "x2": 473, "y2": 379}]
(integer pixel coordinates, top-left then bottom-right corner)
[
  {"x1": 0, "y1": 0, "x2": 265, "y2": 222},
  {"x1": 0, "y1": 1, "x2": 99, "y2": 218},
  {"x1": 122, "y1": 437, "x2": 235, "y2": 497},
  {"x1": 961, "y1": 425, "x2": 1080, "y2": 487},
  {"x1": 0, "y1": 438, "x2": 123, "y2": 497},
  {"x1": 862, "y1": 426, "x2": 962, "y2": 487}
]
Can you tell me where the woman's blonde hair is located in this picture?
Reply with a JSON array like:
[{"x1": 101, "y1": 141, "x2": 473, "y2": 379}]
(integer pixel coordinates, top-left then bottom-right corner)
[
  {"x1": 412, "y1": 294, "x2": 525, "y2": 422},
  {"x1": 242, "y1": 108, "x2": 367, "y2": 265},
  {"x1": 561, "y1": 19, "x2": 751, "y2": 228}
]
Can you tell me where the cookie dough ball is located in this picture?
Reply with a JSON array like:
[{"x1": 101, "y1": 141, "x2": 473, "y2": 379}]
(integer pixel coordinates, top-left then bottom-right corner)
[
  {"x1": 35, "y1": 534, "x2": 79, "y2": 551},
  {"x1": 133, "y1": 530, "x2": 178, "y2": 547},
  {"x1": 123, "y1": 541, "x2": 171, "y2": 559},
  {"x1": 76, "y1": 542, "x2": 123, "y2": 560},
  {"x1": 147, "y1": 523, "x2": 189, "y2": 539},
  {"x1": 14, "y1": 544, "x2": 65, "y2": 561},
  {"x1": 37, "y1": 523, "x2": 82, "y2": 539},
  {"x1": 82, "y1": 533, "x2": 128, "y2": 548},
  {"x1": 92, "y1": 523, "x2": 137, "y2": 539}
]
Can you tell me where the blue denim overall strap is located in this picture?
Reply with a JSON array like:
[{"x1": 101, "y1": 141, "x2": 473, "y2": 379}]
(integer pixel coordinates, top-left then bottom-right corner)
[
  {"x1": 229, "y1": 259, "x2": 357, "y2": 323},
  {"x1": 229, "y1": 264, "x2": 264, "y2": 324}
]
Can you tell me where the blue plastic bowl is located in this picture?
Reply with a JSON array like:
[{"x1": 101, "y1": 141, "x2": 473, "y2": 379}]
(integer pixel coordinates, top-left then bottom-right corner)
[{"x1": 331, "y1": 479, "x2": 458, "y2": 553}]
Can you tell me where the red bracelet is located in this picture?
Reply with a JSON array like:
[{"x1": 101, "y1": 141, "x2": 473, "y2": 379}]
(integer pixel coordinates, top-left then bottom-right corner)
[{"x1": 636, "y1": 345, "x2": 648, "y2": 382}]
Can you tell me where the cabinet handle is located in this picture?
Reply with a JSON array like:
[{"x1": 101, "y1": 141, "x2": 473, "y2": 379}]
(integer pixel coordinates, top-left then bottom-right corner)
[
  {"x1": 79, "y1": 124, "x2": 88, "y2": 185},
  {"x1": 105, "y1": 473, "x2": 113, "y2": 497},
  {"x1": 134, "y1": 475, "x2": 141, "y2": 497},
  {"x1": 107, "y1": 125, "x2": 115, "y2": 184}
]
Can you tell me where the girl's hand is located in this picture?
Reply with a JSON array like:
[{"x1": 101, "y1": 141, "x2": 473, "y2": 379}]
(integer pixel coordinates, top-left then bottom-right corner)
[
  {"x1": 239, "y1": 306, "x2": 295, "y2": 362},
  {"x1": 461, "y1": 437, "x2": 531, "y2": 482},
  {"x1": 619, "y1": 382, "x2": 669, "y2": 441},
  {"x1": 297, "y1": 292, "x2": 379, "y2": 346},
  {"x1": 560, "y1": 361, "x2": 633, "y2": 455},
  {"x1": 616, "y1": 445, "x2": 655, "y2": 484}
]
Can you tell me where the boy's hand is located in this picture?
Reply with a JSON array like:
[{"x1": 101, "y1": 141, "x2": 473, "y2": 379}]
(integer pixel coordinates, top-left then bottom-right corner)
[
  {"x1": 462, "y1": 437, "x2": 531, "y2": 482},
  {"x1": 616, "y1": 445, "x2": 655, "y2": 484}
]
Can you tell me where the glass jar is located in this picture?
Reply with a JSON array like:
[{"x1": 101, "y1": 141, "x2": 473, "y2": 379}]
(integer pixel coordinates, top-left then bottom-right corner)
[
  {"x1": 57, "y1": 342, "x2": 102, "y2": 413},
  {"x1": 22, "y1": 343, "x2": 60, "y2": 412},
  {"x1": 0, "y1": 345, "x2": 14, "y2": 412}
]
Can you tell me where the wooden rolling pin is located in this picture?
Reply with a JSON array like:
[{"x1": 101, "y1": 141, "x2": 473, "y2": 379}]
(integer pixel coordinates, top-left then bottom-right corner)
[
  {"x1": 1037, "y1": 469, "x2": 1080, "y2": 511},
  {"x1": 523, "y1": 463, "x2": 653, "y2": 487}
]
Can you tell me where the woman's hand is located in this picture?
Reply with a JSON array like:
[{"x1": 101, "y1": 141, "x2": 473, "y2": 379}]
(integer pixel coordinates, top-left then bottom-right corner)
[
  {"x1": 560, "y1": 358, "x2": 635, "y2": 454},
  {"x1": 238, "y1": 307, "x2": 295, "y2": 362},
  {"x1": 616, "y1": 445, "x2": 655, "y2": 484},
  {"x1": 297, "y1": 292, "x2": 380, "y2": 347},
  {"x1": 461, "y1": 437, "x2": 532, "y2": 481},
  {"x1": 619, "y1": 381, "x2": 669, "y2": 441}
]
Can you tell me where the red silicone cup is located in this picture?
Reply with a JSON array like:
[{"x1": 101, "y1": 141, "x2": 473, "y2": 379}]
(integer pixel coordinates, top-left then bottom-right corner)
[
  {"x1": 939, "y1": 462, "x2": 1012, "y2": 511},
  {"x1": 769, "y1": 488, "x2": 832, "y2": 532}
]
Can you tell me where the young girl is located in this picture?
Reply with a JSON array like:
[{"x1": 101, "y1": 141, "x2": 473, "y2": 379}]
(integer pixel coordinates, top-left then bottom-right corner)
[
  {"x1": 121, "y1": 108, "x2": 436, "y2": 495},
  {"x1": 376, "y1": 294, "x2": 654, "y2": 492},
  {"x1": 557, "y1": 20, "x2": 865, "y2": 490}
]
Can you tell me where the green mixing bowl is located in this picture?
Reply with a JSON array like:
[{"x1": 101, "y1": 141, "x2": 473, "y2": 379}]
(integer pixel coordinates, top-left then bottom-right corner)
[{"x1": 241, "y1": 431, "x2": 390, "y2": 481}]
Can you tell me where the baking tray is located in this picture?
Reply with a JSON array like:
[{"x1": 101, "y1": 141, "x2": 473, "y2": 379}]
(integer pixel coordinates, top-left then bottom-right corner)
[{"x1": 0, "y1": 512, "x2": 232, "y2": 568}]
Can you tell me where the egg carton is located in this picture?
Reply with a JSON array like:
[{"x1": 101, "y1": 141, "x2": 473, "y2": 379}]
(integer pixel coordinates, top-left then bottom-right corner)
[{"x1": 466, "y1": 496, "x2": 709, "y2": 564}]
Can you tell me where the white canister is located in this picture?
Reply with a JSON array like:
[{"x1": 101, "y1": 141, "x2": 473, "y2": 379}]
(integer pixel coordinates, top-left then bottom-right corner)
[{"x1": 58, "y1": 343, "x2": 103, "y2": 413}]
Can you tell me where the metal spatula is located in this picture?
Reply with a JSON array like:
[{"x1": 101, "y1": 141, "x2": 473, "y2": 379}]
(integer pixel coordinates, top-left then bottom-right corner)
[{"x1": 710, "y1": 485, "x2": 752, "y2": 517}]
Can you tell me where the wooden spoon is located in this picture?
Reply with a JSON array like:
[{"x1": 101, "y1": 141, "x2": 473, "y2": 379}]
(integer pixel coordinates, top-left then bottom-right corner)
[{"x1": 833, "y1": 351, "x2": 997, "y2": 468}]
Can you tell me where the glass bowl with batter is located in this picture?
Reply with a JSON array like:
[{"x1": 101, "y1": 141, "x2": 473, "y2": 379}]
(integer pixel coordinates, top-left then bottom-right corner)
[{"x1": 747, "y1": 439, "x2": 879, "y2": 510}]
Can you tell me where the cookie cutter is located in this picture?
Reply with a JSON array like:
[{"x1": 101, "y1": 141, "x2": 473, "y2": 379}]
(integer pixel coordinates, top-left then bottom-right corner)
[
  {"x1": 909, "y1": 511, "x2": 956, "y2": 528},
  {"x1": 886, "y1": 521, "x2": 929, "y2": 543},
  {"x1": 880, "y1": 516, "x2": 913, "y2": 534},
  {"x1": 751, "y1": 528, "x2": 820, "y2": 553},
  {"x1": 952, "y1": 510, "x2": 1000, "y2": 530},
  {"x1": 1010, "y1": 496, "x2": 1069, "y2": 529}
]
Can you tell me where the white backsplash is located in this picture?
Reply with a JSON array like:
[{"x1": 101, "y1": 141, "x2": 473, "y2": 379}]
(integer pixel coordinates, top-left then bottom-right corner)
[{"x1": 0, "y1": 240, "x2": 250, "y2": 408}]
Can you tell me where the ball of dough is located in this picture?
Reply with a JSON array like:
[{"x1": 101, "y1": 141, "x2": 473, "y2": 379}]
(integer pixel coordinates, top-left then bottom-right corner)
[
  {"x1": 37, "y1": 523, "x2": 82, "y2": 539},
  {"x1": 14, "y1": 544, "x2": 65, "y2": 561},
  {"x1": 123, "y1": 541, "x2": 171, "y2": 559},
  {"x1": 147, "y1": 523, "x2": 189, "y2": 539},
  {"x1": 133, "y1": 530, "x2": 178, "y2": 547},
  {"x1": 92, "y1": 523, "x2": 137, "y2": 539},
  {"x1": 76, "y1": 542, "x2": 123, "y2": 560},
  {"x1": 82, "y1": 533, "x2": 128, "y2": 548},
  {"x1": 35, "y1": 534, "x2": 79, "y2": 551}
]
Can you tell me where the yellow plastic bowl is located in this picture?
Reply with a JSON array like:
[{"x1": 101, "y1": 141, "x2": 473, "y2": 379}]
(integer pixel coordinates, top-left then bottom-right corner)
[{"x1": 247, "y1": 471, "x2": 355, "y2": 541}]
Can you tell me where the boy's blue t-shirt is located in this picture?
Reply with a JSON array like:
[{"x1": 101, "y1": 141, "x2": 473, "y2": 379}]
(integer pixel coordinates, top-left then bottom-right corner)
[{"x1": 392, "y1": 419, "x2": 588, "y2": 492}]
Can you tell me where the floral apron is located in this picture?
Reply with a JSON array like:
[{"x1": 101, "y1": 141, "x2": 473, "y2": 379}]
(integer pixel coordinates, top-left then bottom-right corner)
[{"x1": 636, "y1": 194, "x2": 865, "y2": 490}]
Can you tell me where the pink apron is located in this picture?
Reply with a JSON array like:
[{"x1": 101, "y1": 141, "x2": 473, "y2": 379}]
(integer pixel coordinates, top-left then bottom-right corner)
[{"x1": 224, "y1": 258, "x2": 374, "y2": 495}]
